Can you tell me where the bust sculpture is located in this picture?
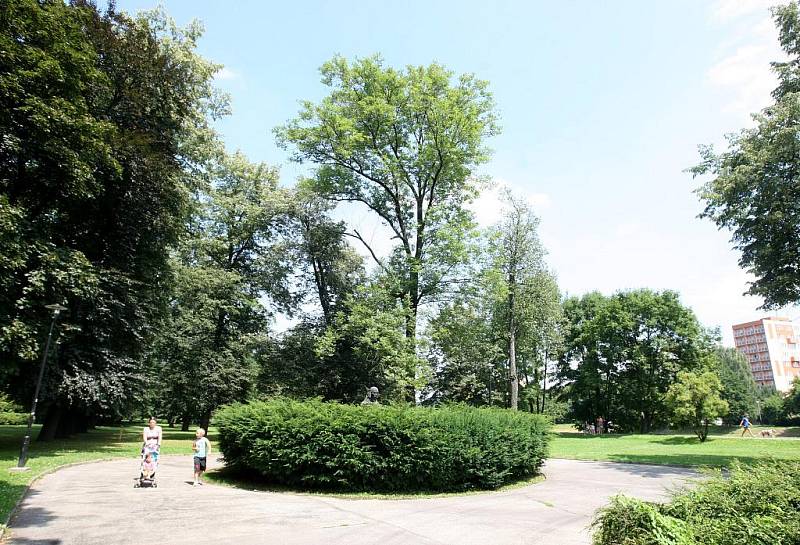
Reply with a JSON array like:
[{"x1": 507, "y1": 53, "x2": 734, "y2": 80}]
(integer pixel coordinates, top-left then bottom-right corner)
[{"x1": 361, "y1": 386, "x2": 380, "y2": 405}]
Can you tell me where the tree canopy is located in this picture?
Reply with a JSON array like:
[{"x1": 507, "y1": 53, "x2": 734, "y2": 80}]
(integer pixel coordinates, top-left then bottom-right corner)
[
  {"x1": 666, "y1": 370, "x2": 729, "y2": 442},
  {"x1": 557, "y1": 290, "x2": 713, "y2": 433},
  {"x1": 0, "y1": 1, "x2": 762, "y2": 440},
  {"x1": 0, "y1": 0, "x2": 224, "y2": 439},
  {"x1": 276, "y1": 55, "x2": 499, "y2": 341}
]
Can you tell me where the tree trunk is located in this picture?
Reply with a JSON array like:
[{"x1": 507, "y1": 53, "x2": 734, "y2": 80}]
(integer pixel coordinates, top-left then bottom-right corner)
[
  {"x1": 199, "y1": 410, "x2": 211, "y2": 432},
  {"x1": 541, "y1": 350, "x2": 548, "y2": 413},
  {"x1": 55, "y1": 408, "x2": 75, "y2": 439},
  {"x1": 75, "y1": 412, "x2": 89, "y2": 434},
  {"x1": 509, "y1": 318, "x2": 518, "y2": 410},
  {"x1": 487, "y1": 364, "x2": 493, "y2": 407},
  {"x1": 181, "y1": 414, "x2": 191, "y2": 432},
  {"x1": 37, "y1": 404, "x2": 62, "y2": 442},
  {"x1": 508, "y1": 268, "x2": 518, "y2": 410},
  {"x1": 640, "y1": 411, "x2": 652, "y2": 434}
]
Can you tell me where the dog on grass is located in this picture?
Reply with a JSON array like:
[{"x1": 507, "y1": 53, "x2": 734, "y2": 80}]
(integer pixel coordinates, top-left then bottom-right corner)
[{"x1": 759, "y1": 429, "x2": 775, "y2": 438}]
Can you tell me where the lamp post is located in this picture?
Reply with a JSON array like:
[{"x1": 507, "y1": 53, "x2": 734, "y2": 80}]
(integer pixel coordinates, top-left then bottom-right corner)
[{"x1": 11, "y1": 304, "x2": 66, "y2": 472}]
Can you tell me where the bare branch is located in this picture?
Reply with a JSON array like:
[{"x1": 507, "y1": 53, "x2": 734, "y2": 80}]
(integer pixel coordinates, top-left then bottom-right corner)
[{"x1": 343, "y1": 230, "x2": 389, "y2": 273}]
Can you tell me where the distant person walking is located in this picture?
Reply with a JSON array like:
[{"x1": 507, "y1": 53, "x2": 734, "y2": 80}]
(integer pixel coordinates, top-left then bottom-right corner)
[
  {"x1": 596, "y1": 416, "x2": 605, "y2": 435},
  {"x1": 192, "y1": 427, "x2": 211, "y2": 486},
  {"x1": 740, "y1": 414, "x2": 754, "y2": 437}
]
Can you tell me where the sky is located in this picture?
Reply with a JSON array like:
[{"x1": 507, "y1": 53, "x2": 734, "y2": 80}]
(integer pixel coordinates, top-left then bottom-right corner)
[{"x1": 113, "y1": 0, "x2": 799, "y2": 344}]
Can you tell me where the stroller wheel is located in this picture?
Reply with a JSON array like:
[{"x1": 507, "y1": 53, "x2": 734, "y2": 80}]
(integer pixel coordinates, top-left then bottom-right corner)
[{"x1": 152, "y1": 482, "x2": 158, "y2": 488}]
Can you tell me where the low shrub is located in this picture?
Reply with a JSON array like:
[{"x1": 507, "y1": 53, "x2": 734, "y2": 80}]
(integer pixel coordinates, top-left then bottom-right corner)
[
  {"x1": 0, "y1": 395, "x2": 27, "y2": 425},
  {"x1": 0, "y1": 412, "x2": 27, "y2": 425},
  {"x1": 215, "y1": 398, "x2": 550, "y2": 492},
  {"x1": 593, "y1": 461, "x2": 800, "y2": 545}
]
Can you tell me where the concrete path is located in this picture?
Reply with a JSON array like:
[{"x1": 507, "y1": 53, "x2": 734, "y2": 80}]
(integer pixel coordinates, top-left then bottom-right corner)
[{"x1": 6, "y1": 457, "x2": 697, "y2": 545}]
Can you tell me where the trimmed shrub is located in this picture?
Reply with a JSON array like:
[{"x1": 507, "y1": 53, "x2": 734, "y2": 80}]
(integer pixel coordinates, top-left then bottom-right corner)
[
  {"x1": 215, "y1": 398, "x2": 550, "y2": 492},
  {"x1": 593, "y1": 461, "x2": 800, "y2": 545}
]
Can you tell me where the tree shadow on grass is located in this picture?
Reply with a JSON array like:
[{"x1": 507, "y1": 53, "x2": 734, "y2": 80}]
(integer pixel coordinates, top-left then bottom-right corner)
[
  {"x1": 602, "y1": 453, "x2": 768, "y2": 469},
  {"x1": 554, "y1": 432, "x2": 626, "y2": 439},
  {"x1": 653, "y1": 436, "x2": 701, "y2": 445}
]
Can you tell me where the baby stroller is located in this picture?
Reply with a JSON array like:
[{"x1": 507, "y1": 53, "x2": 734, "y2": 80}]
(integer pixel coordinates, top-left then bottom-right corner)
[{"x1": 134, "y1": 444, "x2": 159, "y2": 488}]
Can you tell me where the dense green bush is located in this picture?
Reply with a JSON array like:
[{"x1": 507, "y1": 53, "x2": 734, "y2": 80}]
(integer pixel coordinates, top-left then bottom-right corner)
[
  {"x1": 215, "y1": 398, "x2": 550, "y2": 492},
  {"x1": 0, "y1": 412, "x2": 27, "y2": 425},
  {"x1": 0, "y1": 395, "x2": 27, "y2": 425},
  {"x1": 593, "y1": 461, "x2": 800, "y2": 545}
]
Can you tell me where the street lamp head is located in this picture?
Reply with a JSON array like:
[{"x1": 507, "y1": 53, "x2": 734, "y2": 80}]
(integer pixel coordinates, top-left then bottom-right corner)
[{"x1": 44, "y1": 304, "x2": 67, "y2": 315}]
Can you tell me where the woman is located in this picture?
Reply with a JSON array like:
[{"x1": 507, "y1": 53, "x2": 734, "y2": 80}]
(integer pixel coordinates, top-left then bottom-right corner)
[{"x1": 143, "y1": 417, "x2": 163, "y2": 460}]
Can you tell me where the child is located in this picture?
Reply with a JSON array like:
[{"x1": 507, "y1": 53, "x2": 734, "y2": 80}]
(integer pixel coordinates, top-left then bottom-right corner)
[
  {"x1": 141, "y1": 452, "x2": 156, "y2": 479},
  {"x1": 192, "y1": 427, "x2": 211, "y2": 486}
]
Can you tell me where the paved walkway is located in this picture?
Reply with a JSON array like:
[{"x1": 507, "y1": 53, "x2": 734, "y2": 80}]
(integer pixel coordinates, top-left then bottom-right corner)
[{"x1": 6, "y1": 457, "x2": 697, "y2": 545}]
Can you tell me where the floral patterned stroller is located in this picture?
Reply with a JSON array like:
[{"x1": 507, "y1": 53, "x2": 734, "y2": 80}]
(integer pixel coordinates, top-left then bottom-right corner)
[{"x1": 134, "y1": 444, "x2": 159, "y2": 488}]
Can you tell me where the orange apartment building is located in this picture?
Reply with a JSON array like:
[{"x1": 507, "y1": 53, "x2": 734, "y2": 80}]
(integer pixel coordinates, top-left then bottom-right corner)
[{"x1": 732, "y1": 317, "x2": 800, "y2": 392}]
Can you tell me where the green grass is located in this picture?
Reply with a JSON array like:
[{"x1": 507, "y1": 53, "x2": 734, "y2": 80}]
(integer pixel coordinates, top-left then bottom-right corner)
[
  {"x1": 0, "y1": 423, "x2": 208, "y2": 528},
  {"x1": 551, "y1": 423, "x2": 800, "y2": 438},
  {"x1": 550, "y1": 427, "x2": 800, "y2": 467}
]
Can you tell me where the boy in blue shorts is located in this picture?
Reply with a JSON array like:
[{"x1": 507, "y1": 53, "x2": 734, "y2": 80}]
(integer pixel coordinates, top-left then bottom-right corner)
[{"x1": 192, "y1": 427, "x2": 211, "y2": 486}]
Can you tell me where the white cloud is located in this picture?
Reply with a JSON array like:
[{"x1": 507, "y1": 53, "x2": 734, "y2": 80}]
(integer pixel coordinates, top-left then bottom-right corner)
[
  {"x1": 214, "y1": 67, "x2": 241, "y2": 81},
  {"x1": 706, "y1": 4, "x2": 786, "y2": 117},
  {"x1": 711, "y1": 0, "x2": 774, "y2": 22}
]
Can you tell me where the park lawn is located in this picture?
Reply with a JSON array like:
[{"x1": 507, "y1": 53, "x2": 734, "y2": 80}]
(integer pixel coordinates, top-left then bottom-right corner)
[
  {"x1": 550, "y1": 431, "x2": 800, "y2": 467},
  {"x1": 550, "y1": 423, "x2": 800, "y2": 437},
  {"x1": 0, "y1": 424, "x2": 209, "y2": 528}
]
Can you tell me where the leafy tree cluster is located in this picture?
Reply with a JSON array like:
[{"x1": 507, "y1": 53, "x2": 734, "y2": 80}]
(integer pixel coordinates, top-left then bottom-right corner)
[
  {"x1": 754, "y1": 376, "x2": 800, "y2": 426},
  {"x1": 7, "y1": 0, "x2": 784, "y2": 441},
  {"x1": 0, "y1": 0, "x2": 223, "y2": 439},
  {"x1": 425, "y1": 190, "x2": 563, "y2": 413},
  {"x1": 556, "y1": 290, "x2": 713, "y2": 433},
  {"x1": 713, "y1": 347, "x2": 759, "y2": 424}
]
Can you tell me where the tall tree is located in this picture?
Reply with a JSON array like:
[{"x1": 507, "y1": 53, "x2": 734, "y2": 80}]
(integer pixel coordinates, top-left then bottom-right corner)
[
  {"x1": 276, "y1": 55, "x2": 499, "y2": 342},
  {"x1": 692, "y1": 2, "x2": 800, "y2": 308},
  {"x1": 427, "y1": 195, "x2": 562, "y2": 410},
  {"x1": 0, "y1": 1, "x2": 224, "y2": 439},
  {"x1": 153, "y1": 152, "x2": 293, "y2": 429},
  {"x1": 257, "y1": 183, "x2": 371, "y2": 403},
  {"x1": 486, "y1": 191, "x2": 558, "y2": 410}
]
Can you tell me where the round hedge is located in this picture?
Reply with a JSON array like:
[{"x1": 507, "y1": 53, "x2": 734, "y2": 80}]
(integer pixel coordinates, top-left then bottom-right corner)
[{"x1": 215, "y1": 398, "x2": 550, "y2": 492}]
